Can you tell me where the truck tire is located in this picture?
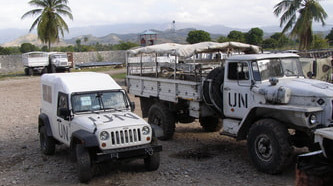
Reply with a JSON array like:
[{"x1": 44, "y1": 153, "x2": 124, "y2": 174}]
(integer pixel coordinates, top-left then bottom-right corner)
[
  {"x1": 203, "y1": 67, "x2": 224, "y2": 115},
  {"x1": 199, "y1": 116, "x2": 222, "y2": 132},
  {"x1": 41, "y1": 67, "x2": 48, "y2": 74},
  {"x1": 24, "y1": 68, "x2": 29, "y2": 75},
  {"x1": 247, "y1": 119, "x2": 293, "y2": 174},
  {"x1": 28, "y1": 68, "x2": 33, "y2": 76},
  {"x1": 76, "y1": 144, "x2": 93, "y2": 183},
  {"x1": 51, "y1": 65, "x2": 56, "y2": 73},
  {"x1": 148, "y1": 103, "x2": 175, "y2": 140},
  {"x1": 39, "y1": 126, "x2": 56, "y2": 155}
]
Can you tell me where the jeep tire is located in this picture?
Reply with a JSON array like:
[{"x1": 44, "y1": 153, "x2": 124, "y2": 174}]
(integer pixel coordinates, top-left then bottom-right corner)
[
  {"x1": 199, "y1": 116, "x2": 222, "y2": 132},
  {"x1": 148, "y1": 103, "x2": 175, "y2": 140},
  {"x1": 76, "y1": 144, "x2": 93, "y2": 183},
  {"x1": 144, "y1": 152, "x2": 160, "y2": 171},
  {"x1": 39, "y1": 126, "x2": 55, "y2": 155},
  {"x1": 247, "y1": 119, "x2": 293, "y2": 174}
]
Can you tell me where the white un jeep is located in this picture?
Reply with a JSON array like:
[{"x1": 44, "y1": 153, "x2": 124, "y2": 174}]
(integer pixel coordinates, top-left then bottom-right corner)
[{"x1": 38, "y1": 72, "x2": 161, "y2": 183}]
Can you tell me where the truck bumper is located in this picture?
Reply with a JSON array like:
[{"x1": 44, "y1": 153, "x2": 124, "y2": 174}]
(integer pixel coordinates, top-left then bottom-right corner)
[{"x1": 95, "y1": 144, "x2": 162, "y2": 163}]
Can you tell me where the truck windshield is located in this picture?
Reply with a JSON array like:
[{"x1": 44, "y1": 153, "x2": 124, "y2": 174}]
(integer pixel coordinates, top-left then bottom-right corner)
[
  {"x1": 253, "y1": 57, "x2": 303, "y2": 81},
  {"x1": 71, "y1": 91, "x2": 128, "y2": 113}
]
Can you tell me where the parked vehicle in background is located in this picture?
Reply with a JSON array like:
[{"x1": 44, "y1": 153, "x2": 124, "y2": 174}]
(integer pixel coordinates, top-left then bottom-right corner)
[
  {"x1": 22, "y1": 51, "x2": 49, "y2": 75},
  {"x1": 48, "y1": 52, "x2": 70, "y2": 73},
  {"x1": 22, "y1": 51, "x2": 71, "y2": 75},
  {"x1": 39, "y1": 72, "x2": 162, "y2": 183},
  {"x1": 126, "y1": 42, "x2": 333, "y2": 174}
]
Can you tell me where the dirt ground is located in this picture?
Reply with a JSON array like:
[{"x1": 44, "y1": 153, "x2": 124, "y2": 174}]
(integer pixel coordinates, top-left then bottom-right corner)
[{"x1": 0, "y1": 71, "x2": 300, "y2": 185}]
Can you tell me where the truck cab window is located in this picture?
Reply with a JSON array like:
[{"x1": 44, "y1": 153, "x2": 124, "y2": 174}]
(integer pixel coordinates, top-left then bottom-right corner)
[
  {"x1": 228, "y1": 62, "x2": 249, "y2": 80},
  {"x1": 57, "y1": 92, "x2": 69, "y2": 118}
]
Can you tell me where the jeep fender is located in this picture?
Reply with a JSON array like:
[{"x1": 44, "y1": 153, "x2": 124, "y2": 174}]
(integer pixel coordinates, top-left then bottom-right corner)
[
  {"x1": 71, "y1": 130, "x2": 99, "y2": 148},
  {"x1": 38, "y1": 113, "x2": 53, "y2": 137},
  {"x1": 236, "y1": 105, "x2": 323, "y2": 140}
]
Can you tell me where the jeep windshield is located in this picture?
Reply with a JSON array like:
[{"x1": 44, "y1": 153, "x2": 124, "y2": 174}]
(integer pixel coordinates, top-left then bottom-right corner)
[
  {"x1": 71, "y1": 91, "x2": 128, "y2": 113},
  {"x1": 252, "y1": 57, "x2": 303, "y2": 81}
]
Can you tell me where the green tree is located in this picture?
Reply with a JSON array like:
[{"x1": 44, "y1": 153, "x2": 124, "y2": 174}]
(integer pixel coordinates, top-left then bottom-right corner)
[
  {"x1": 326, "y1": 28, "x2": 333, "y2": 46},
  {"x1": 262, "y1": 38, "x2": 278, "y2": 49},
  {"x1": 113, "y1": 41, "x2": 139, "y2": 50},
  {"x1": 21, "y1": 0, "x2": 73, "y2": 51},
  {"x1": 20, "y1": 43, "x2": 39, "y2": 53},
  {"x1": 186, "y1": 30, "x2": 211, "y2": 44},
  {"x1": 216, "y1": 36, "x2": 229, "y2": 43},
  {"x1": 311, "y1": 34, "x2": 329, "y2": 49},
  {"x1": 227, "y1": 30, "x2": 245, "y2": 42},
  {"x1": 270, "y1": 32, "x2": 290, "y2": 48},
  {"x1": 274, "y1": 0, "x2": 327, "y2": 50},
  {"x1": 245, "y1": 27, "x2": 264, "y2": 45},
  {"x1": 0, "y1": 46, "x2": 10, "y2": 55}
]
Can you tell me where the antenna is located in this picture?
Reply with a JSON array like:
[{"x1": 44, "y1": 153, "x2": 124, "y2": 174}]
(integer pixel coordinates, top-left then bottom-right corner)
[{"x1": 172, "y1": 20, "x2": 176, "y2": 32}]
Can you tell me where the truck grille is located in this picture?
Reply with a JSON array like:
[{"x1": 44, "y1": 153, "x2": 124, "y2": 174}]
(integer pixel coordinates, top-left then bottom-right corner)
[
  {"x1": 60, "y1": 62, "x2": 68, "y2": 66},
  {"x1": 110, "y1": 128, "x2": 141, "y2": 145}
]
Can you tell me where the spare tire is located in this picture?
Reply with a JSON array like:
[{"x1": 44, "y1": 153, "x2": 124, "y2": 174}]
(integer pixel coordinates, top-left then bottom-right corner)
[{"x1": 202, "y1": 67, "x2": 224, "y2": 115}]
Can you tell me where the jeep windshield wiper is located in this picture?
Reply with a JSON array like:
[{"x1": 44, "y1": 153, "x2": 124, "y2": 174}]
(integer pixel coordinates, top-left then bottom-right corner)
[{"x1": 103, "y1": 107, "x2": 122, "y2": 112}]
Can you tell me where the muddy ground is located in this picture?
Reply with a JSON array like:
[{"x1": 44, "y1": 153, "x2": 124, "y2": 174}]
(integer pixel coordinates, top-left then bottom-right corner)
[{"x1": 0, "y1": 71, "x2": 301, "y2": 185}]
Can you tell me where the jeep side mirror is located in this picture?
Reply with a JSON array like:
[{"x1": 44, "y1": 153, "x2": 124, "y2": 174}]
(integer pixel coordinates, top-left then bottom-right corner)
[
  {"x1": 59, "y1": 108, "x2": 70, "y2": 117},
  {"x1": 130, "y1": 102, "x2": 135, "y2": 112}
]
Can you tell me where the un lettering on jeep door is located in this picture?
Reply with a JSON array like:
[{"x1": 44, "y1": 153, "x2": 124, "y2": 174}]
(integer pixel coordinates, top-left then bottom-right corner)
[{"x1": 56, "y1": 92, "x2": 71, "y2": 145}]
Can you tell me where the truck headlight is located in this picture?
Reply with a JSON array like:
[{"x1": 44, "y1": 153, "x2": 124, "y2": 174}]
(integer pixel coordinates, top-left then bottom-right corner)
[
  {"x1": 142, "y1": 126, "x2": 150, "y2": 135},
  {"x1": 100, "y1": 131, "x2": 110, "y2": 141},
  {"x1": 309, "y1": 114, "x2": 317, "y2": 125}
]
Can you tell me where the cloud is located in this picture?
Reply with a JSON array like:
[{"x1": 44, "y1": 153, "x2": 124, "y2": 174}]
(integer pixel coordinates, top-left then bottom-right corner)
[{"x1": 2, "y1": 0, "x2": 333, "y2": 30}]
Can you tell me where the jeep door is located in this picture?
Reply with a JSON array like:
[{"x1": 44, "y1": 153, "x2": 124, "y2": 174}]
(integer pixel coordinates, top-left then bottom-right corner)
[{"x1": 55, "y1": 92, "x2": 71, "y2": 146}]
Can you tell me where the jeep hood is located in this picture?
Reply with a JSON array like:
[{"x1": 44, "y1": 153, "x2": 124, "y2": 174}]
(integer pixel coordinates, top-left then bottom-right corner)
[
  {"x1": 263, "y1": 78, "x2": 333, "y2": 97},
  {"x1": 72, "y1": 111, "x2": 148, "y2": 131}
]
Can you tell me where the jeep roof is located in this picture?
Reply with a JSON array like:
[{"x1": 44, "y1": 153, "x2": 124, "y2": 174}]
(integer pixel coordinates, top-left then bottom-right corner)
[
  {"x1": 227, "y1": 53, "x2": 299, "y2": 61},
  {"x1": 41, "y1": 72, "x2": 121, "y2": 94}
]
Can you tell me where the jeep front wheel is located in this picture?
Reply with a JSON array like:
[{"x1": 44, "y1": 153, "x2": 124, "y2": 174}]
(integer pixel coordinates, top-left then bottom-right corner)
[
  {"x1": 148, "y1": 103, "x2": 175, "y2": 140},
  {"x1": 247, "y1": 119, "x2": 293, "y2": 174},
  {"x1": 76, "y1": 144, "x2": 93, "y2": 183},
  {"x1": 39, "y1": 126, "x2": 55, "y2": 155},
  {"x1": 144, "y1": 152, "x2": 160, "y2": 171}
]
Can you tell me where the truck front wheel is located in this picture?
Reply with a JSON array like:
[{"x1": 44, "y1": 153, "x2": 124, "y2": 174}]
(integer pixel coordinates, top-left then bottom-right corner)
[
  {"x1": 148, "y1": 103, "x2": 175, "y2": 140},
  {"x1": 76, "y1": 144, "x2": 93, "y2": 183},
  {"x1": 199, "y1": 116, "x2": 222, "y2": 132},
  {"x1": 247, "y1": 119, "x2": 293, "y2": 174},
  {"x1": 39, "y1": 126, "x2": 55, "y2": 155}
]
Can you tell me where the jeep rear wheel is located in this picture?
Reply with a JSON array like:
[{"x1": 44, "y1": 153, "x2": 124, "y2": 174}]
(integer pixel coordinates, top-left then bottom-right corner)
[
  {"x1": 247, "y1": 119, "x2": 293, "y2": 174},
  {"x1": 148, "y1": 103, "x2": 175, "y2": 140},
  {"x1": 76, "y1": 144, "x2": 93, "y2": 183},
  {"x1": 39, "y1": 126, "x2": 55, "y2": 155},
  {"x1": 199, "y1": 116, "x2": 222, "y2": 132}
]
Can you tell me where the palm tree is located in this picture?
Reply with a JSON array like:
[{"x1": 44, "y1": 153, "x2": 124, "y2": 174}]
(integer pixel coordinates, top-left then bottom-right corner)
[
  {"x1": 21, "y1": 0, "x2": 73, "y2": 50},
  {"x1": 274, "y1": 0, "x2": 327, "y2": 50}
]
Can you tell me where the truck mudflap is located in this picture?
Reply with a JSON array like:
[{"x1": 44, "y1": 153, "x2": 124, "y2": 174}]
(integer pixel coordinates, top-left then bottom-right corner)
[{"x1": 95, "y1": 144, "x2": 162, "y2": 163}]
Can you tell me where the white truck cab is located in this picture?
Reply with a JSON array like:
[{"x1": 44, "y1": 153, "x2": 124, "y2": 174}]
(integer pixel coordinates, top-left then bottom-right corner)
[{"x1": 39, "y1": 72, "x2": 161, "y2": 183}]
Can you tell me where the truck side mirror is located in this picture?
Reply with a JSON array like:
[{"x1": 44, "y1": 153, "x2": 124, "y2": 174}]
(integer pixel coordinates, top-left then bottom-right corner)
[{"x1": 130, "y1": 102, "x2": 135, "y2": 112}]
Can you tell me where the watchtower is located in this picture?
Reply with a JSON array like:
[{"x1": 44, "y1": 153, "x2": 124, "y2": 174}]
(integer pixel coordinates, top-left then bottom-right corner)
[{"x1": 139, "y1": 30, "x2": 157, "y2": 46}]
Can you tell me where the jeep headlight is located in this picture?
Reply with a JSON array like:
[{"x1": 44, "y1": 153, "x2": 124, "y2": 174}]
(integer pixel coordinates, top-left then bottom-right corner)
[
  {"x1": 100, "y1": 131, "x2": 110, "y2": 141},
  {"x1": 142, "y1": 126, "x2": 150, "y2": 135},
  {"x1": 309, "y1": 114, "x2": 317, "y2": 125}
]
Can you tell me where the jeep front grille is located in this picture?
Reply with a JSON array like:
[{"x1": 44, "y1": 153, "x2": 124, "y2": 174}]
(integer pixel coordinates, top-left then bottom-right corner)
[
  {"x1": 60, "y1": 62, "x2": 67, "y2": 66},
  {"x1": 110, "y1": 128, "x2": 141, "y2": 145}
]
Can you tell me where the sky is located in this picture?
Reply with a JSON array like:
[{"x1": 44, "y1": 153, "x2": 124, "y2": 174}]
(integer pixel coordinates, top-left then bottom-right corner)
[{"x1": 1, "y1": 0, "x2": 332, "y2": 30}]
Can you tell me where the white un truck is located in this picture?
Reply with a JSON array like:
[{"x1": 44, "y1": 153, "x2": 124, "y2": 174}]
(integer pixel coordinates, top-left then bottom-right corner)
[
  {"x1": 23, "y1": 52, "x2": 70, "y2": 75},
  {"x1": 126, "y1": 42, "x2": 333, "y2": 174},
  {"x1": 39, "y1": 72, "x2": 161, "y2": 183}
]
